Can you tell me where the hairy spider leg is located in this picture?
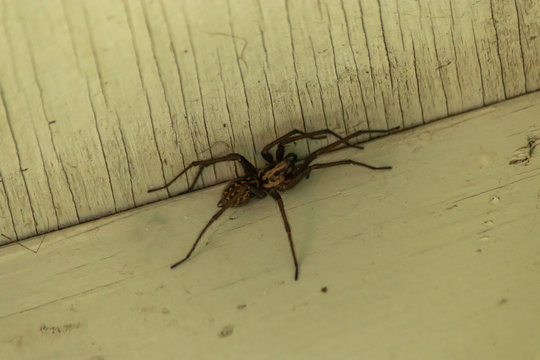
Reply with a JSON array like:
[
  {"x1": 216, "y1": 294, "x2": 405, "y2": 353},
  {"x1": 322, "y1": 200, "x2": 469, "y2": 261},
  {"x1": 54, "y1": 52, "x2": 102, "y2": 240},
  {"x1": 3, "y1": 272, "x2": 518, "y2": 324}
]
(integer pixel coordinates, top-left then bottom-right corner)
[
  {"x1": 299, "y1": 127, "x2": 400, "y2": 171},
  {"x1": 170, "y1": 184, "x2": 249, "y2": 269},
  {"x1": 270, "y1": 191, "x2": 299, "y2": 281},
  {"x1": 148, "y1": 153, "x2": 257, "y2": 193},
  {"x1": 170, "y1": 206, "x2": 228, "y2": 269},
  {"x1": 282, "y1": 159, "x2": 392, "y2": 191},
  {"x1": 261, "y1": 130, "x2": 325, "y2": 162},
  {"x1": 323, "y1": 126, "x2": 401, "y2": 155},
  {"x1": 261, "y1": 129, "x2": 364, "y2": 162}
]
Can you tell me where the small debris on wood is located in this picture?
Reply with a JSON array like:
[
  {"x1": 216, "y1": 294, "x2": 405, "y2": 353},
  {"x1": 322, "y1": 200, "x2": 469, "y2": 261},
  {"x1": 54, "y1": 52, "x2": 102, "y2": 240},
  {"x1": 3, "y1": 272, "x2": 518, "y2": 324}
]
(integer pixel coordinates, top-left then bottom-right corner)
[
  {"x1": 237, "y1": 304, "x2": 247, "y2": 310},
  {"x1": 218, "y1": 324, "x2": 234, "y2": 338},
  {"x1": 509, "y1": 135, "x2": 539, "y2": 165},
  {"x1": 489, "y1": 196, "x2": 500, "y2": 204},
  {"x1": 321, "y1": 286, "x2": 328, "y2": 293}
]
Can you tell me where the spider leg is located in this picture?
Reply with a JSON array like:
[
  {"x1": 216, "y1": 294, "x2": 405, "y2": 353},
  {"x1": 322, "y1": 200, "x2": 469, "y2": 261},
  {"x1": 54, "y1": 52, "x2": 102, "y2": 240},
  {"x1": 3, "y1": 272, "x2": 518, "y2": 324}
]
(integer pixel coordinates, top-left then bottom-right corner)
[
  {"x1": 261, "y1": 129, "x2": 329, "y2": 162},
  {"x1": 281, "y1": 159, "x2": 392, "y2": 191},
  {"x1": 170, "y1": 206, "x2": 229, "y2": 268},
  {"x1": 270, "y1": 191, "x2": 299, "y2": 281},
  {"x1": 310, "y1": 160, "x2": 392, "y2": 171},
  {"x1": 148, "y1": 153, "x2": 257, "y2": 193},
  {"x1": 263, "y1": 128, "x2": 393, "y2": 161},
  {"x1": 325, "y1": 127, "x2": 400, "y2": 154},
  {"x1": 300, "y1": 127, "x2": 400, "y2": 169},
  {"x1": 171, "y1": 183, "x2": 250, "y2": 269}
]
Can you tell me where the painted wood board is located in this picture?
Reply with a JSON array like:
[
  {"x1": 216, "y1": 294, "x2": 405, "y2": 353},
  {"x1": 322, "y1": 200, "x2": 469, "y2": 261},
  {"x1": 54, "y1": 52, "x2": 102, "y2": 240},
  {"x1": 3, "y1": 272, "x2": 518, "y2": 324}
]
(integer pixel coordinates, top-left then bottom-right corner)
[{"x1": 1, "y1": 92, "x2": 539, "y2": 359}]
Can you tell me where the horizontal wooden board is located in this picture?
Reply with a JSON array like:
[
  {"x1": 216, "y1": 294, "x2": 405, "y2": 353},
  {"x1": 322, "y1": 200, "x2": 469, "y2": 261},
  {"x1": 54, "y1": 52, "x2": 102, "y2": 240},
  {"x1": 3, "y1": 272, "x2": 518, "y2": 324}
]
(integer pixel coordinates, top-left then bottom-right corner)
[{"x1": 1, "y1": 92, "x2": 539, "y2": 359}]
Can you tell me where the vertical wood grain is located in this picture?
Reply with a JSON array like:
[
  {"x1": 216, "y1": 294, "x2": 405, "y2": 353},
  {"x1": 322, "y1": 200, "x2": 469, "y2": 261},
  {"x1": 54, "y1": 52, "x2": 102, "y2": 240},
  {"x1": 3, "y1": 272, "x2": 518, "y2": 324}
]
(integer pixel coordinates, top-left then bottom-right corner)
[{"x1": 0, "y1": 0, "x2": 538, "y2": 243}]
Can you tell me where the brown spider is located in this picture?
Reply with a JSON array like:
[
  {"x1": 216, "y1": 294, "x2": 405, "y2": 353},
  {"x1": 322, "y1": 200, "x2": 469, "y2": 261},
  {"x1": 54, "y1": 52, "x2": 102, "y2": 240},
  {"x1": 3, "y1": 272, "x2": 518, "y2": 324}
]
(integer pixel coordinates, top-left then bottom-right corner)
[{"x1": 148, "y1": 127, "x2": 398, "y2": 280}]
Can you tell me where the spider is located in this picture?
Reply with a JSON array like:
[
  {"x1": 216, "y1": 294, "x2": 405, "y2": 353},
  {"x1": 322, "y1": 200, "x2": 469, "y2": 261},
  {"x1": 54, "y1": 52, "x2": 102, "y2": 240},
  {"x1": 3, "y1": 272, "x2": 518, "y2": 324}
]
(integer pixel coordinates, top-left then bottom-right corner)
[{"x1": 148, "y1": 127, "x2": 398, "y2": 280}]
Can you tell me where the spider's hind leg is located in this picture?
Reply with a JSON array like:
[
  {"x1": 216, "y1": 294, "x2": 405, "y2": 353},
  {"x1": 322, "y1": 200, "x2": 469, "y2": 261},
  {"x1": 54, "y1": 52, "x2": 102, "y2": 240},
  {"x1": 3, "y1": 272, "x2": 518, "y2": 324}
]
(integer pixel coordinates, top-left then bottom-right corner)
[
  {"x1": 170, "y1": 206, "x2": 229, "y2": 269},
  {"x1": 270, "y1": 191, "x2": 299, "y2": 281}
]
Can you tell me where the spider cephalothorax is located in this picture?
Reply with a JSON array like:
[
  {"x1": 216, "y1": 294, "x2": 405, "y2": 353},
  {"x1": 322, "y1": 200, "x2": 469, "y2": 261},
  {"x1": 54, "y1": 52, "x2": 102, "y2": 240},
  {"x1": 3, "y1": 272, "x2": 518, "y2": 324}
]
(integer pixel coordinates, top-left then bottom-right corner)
[
  {"x1": 258, "y1": 153, "x2": 297, "y2": 190},
  {"x1": 149, "y1": 127, "x2": 398, "y2": 280}
]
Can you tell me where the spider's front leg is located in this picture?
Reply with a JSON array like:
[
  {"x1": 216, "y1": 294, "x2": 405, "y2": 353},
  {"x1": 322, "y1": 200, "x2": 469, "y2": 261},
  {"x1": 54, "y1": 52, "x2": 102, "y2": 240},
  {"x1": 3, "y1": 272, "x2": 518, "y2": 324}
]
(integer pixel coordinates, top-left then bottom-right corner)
[
  {"x1": 148, "y1": 153, "x2": 257, "y2": 193},
  {"x1": 261, "y1": 129, "x2": 364, "y2": 162},
  {"x1": 270, "y1": 191, "x2": 299, "y2": 281},
  {"x1": 300, "y1": 127, "x2": 400, "y2": 169}
]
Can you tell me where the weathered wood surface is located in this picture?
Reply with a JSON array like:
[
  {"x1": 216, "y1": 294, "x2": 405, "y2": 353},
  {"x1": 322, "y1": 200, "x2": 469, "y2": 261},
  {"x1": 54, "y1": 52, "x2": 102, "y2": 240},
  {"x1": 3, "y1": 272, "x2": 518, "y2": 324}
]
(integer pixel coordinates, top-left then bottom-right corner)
[
  {"x1": 1, "y1": 93, "x2": 539, "y2": 359},
  {"x1": 0, "y1": 0, "x2": 539, "y2": 242}
]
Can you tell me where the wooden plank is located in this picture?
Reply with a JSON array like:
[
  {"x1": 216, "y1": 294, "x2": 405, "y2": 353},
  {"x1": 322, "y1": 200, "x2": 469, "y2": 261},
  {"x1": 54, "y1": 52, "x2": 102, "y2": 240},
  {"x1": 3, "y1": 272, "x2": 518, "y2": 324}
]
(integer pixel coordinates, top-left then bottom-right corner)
[
  {"x1": 0, "y1": 0, "x2": 539, "y2": 242},
  {"x1": 1, "y1": 93, "x2": 539, "y2": 359}
]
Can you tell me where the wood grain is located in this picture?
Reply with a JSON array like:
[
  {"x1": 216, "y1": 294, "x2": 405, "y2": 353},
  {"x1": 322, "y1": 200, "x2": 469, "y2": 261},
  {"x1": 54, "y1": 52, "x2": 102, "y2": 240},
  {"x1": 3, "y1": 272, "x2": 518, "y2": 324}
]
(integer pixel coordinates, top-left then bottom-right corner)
[{"x1": 0, "y1": 0, "x2": 538, "y2": 242}]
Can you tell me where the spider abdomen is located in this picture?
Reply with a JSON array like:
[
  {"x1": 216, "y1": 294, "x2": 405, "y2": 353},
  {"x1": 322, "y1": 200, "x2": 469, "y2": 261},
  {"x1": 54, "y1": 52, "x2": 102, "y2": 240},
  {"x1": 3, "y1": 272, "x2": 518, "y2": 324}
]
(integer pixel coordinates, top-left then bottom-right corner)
[{"x1": 218, "y1": 176, "x2": 259, "y2": 207}]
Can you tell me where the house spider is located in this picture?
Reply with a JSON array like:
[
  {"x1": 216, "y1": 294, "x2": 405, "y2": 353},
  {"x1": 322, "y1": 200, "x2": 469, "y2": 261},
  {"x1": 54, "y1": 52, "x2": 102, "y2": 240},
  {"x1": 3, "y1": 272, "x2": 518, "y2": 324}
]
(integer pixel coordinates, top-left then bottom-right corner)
[{"x1": 148, "y1": 127, "x2": 398, "y2": 280}]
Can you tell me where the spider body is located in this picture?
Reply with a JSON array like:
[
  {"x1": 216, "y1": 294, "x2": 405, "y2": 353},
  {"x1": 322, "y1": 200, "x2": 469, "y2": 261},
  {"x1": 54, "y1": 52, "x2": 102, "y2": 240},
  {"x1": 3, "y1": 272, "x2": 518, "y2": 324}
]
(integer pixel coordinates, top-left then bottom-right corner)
[
  {"x1": 148, "y1": 127, "x2": 398, "y2": 280},
  {"x1": 218, "y1": 176, "x2": 261, "y2": 208},
  {"x1": 258, "y1": 154, "x2": 297, "y2": 190}
]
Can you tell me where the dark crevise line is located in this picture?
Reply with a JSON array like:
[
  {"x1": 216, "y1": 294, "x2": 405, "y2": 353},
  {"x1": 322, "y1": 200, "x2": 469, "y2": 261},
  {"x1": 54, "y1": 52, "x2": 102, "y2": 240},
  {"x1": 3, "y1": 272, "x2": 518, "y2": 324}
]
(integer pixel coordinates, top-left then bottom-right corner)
[
  {"x1": 263, "y1": 70, "x2": 279, "y2": 142},
  {"x1": 489, "y1": 0, "x2": 507, "y2": 98},
  {"x1": 255, "y1": 0, "x2": 270, "y2": 67},
  {"x1": 124, "y1": 0, "x2": 171, "y2": 196},
  {"x1": 284, "y1": 0, "x2": 310, "y2": 154},
  {"x1": 82, "y1": 2, "x2": 109, "y2": 108},
  {"x1": 511, "y1": 0, "x2": 527, "y2": 92},
  {"x1": 471, "y1": 24, "x2": 486, "y2": 106},
  {"x1": 86, "y1": 78, "x2": 117, "y2": 211},
  {"x1": 394, "y1": 0, "x2": 405, "y2": 50},
  {"x1": 428, "y1": 5, "x2": 449, "y2": 117},
  {"x1": 116, "y1": 113, "x2": 136, "y2": 206},
  {"x1": 411, "y1": 41, "x2": 425, "y2": 124},
  {"x1": 140, "y1": 0, "x2": 188, "y2": 188},
  {"x1": 340, "y1": 0, "x2": 370, "y2": 130},
  {"x1": 358, "y1": 0, "x2": 390, "y2": 129},
  {"x1": 226, "y1": 0, "x2": 259, "y2": 168},
  {"x1": 308, "y1": 35, "x2": 330, "y2": 132},
  {"x1": 122, "y1": 0, "x2": 169, "y2": 196},
  {"x1": 59, "y1": 0, "x2": 82, "y2": 75},
  {"x1": 448, "y1": 0, "x2": 464, "y2": 107},
  {"x1": 20, "y1": 22, "x2": 81, "y2": 223},
  {"x1": 183, "y1": 9, "x2": 217, "y2": 182},
  {"x1": 216, "y1": 49, "x2": 240, "y2": 177},
  {"x1": 32, "y1": 121, "x2": 60, "y2": 229},
  {"x1": 158, "y1": 0, "x2": 200, "y2": 188},
  {"x1": 376, "y1": 0, "x2": 404, "y2": 127},
  {"x1": 0, "y1": 169, "x2": 19, "y2": 240},
  {"x1": 0, "y1": 85, "x2": 38, "y2": 236},
  {"x1": 325, "y1": 5, "x2": 348, "y2": 134}
]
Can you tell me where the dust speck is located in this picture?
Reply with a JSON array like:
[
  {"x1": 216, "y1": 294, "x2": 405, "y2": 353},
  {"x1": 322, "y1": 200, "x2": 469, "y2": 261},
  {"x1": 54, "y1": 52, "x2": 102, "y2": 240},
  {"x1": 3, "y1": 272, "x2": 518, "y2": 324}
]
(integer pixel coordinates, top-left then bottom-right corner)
[
  {"x1": 218, "y1": 324, "x2": 234, "y2": 338},
  {"x1": 489, "y1": 196, "x2": 500, "y2": 204},
  {"x1": 321, "y1": 286, "x2": 328, "y2": 293}
]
